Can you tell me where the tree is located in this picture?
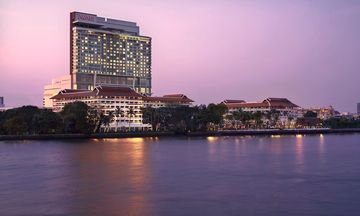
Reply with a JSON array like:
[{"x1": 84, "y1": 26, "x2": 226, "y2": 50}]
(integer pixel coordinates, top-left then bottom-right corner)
[
  {"x1": 324, "y1": 117, "x2": 360, "y2": 129},
  {"x1": 296, "y1": 117, "x2": 322, "y2": 128},
  {"x1": 304, "y1": 111, "x2": 318, "y2": 118},
  {"x1": 206, "y1": 103, "x2": 228, "y2": 125},
  {"x1": 89, "y1": 108, "x2": 116, "y2": 133},
  {"x1": 102, "y1": 111, "x2": 115, "y2": 132},
  {"x1": 232, "y1": 109, "x2": 253, "y2": 129},
  {"x1": 127, "y1": 107, "x2": 136, "y2": 131},
  {"x1": 0, "y1": 106, "x2": 63, "y2": 135},
  {"x1": 253, "y1": 111, "x2": 263, "y2": 129},
  {"x1": 32, "y1": 109, "x2": 62, "y2": 134},
  {"x1": 265, "y1": 109, "x2": 280, "y2": 128},
  {"x1": 114, "y1": 107, "x2": 123, "y2": 132},
  {"x1": 2, "y1": 116, "x2": 27, "y2": 135},
  {"x1": 141, "y1": 104, "x2": 227, "y2": 133},
  {"x1": 141, "y1": 107, "x2": 157, "y2": 130},
  {"x1": 60, "y1": 102, "x2": 93, "y2": 134}
]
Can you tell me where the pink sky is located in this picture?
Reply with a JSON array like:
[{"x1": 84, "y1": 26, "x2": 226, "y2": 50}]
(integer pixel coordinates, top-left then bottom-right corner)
[{"x1": 1, "y1": 0, "x2": 360, "y2": 112}]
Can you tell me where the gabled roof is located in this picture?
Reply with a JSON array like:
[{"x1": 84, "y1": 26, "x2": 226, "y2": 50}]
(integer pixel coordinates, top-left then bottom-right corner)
[
  {"x1": 222, "y1": 99, "x2": 246, "y2": 104},
  {"x1": 224, "y1": 97, "x2": 299, "y2": 109},
  {"x1": 51, "y1": 86, "x2": 142, "y2": 100},
  {"x1": 95, "y1": 86, "x2": 143, "y2": 97},
  {"x1": 60, "y1": 89, "x2": 88, "y2": 93},
  {"x1": 263, "y1": 98, "x2": 298, "y2": 108},
  {"x1": 51, "y1": 89, "x2": 94, "y2": 99},
  {"x1": 144, "y1": 94, "x2": 194, "y2": 103},
  {"x1": 163, "y1": 94, "x2": 186, "y2": 98},
  {"x1": 226, "y1": 102, "x2": 268, "y2": 109}
]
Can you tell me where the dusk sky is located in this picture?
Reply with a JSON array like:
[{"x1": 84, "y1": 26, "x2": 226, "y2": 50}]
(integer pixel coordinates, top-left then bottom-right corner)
[{"x1": 1, "y1": 0, "x2": 359, "y2": 112}]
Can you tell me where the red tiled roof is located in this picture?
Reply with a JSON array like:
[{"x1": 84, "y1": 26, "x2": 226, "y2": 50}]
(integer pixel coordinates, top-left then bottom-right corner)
[
  {"x1": 145, "y1": 94, "x2": 194, "y2": 103},
  {"x1": 226, "y1": 102, "x2": 268, "y2": 109},
  {"x1": 163, "y1": 94, "x2": 186, "y2": 98},
  {"x1": 51, "y1": 90, "x2": 93, "y2": 99},
  {"x1": 225, "y1": 97, "x2": 299, "y2": 109},
  {"x1": 263, "y1": 98, "x2": 298, "y2": 108},
  {"x1": 222, "y1": 99, "x2": 246, "y2": 104},
  {"x1": 51, "y1": 86, "x2": 142, "y2": 100},
  {"x1": 61, "y1": 89, "x2": 88, "y2": 93},
  {"x1": 95, "y1": 86, "x2": 143, "y2": 97}
]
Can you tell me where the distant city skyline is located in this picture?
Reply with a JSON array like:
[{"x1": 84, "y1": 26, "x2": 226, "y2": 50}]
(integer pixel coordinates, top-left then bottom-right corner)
[{"x1": 1, "y1": 0, "x2": 360, "y2": 112}]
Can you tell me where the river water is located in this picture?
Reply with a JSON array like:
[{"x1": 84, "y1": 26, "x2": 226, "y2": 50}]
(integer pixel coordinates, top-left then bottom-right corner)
[{"x1": 1, "y1": 134, "x2": 360, "y2": 216}]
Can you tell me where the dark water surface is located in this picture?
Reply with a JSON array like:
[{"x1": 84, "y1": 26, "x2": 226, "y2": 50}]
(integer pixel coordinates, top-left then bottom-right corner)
[{"x1": 1, "y1": 134, "x2": 360, "y2": 216}]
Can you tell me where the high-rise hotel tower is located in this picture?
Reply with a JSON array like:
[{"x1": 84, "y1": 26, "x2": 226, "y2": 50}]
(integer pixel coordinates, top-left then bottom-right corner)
[{"x1": 70, "y1": 12, "x2": 151, "y2": 95}]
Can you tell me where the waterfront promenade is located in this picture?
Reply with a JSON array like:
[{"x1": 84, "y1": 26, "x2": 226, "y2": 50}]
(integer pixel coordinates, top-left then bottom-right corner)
[{"x1": 1, "y1": 128, "x2": 360, "y2": 141}]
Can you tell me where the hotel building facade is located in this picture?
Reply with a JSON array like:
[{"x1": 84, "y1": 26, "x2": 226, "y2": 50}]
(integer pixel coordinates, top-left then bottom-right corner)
[
  {"x1": 51, "y1": 86, "x2": 150, "y2": 131},
  {"x1": 222, "y1": 98, "x2": 300, "y2": 113},
  {"x1": 144, "y1": 94, "x2": 194, "y2": 108},
  {"x1": 222, "y1": 98, "x2": 301, "y2": 129},
  {"x1": 51, "y1": 85, "x2": 193, "y2": 130},
  {"x1": 70, "y1": 12, "x2": 151, "y2": 95}
]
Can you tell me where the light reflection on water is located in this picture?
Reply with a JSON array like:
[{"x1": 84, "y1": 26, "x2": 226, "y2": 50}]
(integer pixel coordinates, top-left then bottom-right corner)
[
  {"x1": 295, "y1": 134, "x2": 305, "y2": 173},
  {"x1": 1, "y1": 134, "x2": 360, "y2": 216}
]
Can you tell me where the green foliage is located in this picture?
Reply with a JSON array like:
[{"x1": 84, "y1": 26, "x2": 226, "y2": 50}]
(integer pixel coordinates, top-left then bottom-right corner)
[
  {"x1": 304, "y1": 111, "x2": 318, "y2": 118},
  {"x1": 88, "y1": 107, "x2": 115, "y2": 133},
  {"x1": 0, "y1": 102, "x2": 111, "y2": 135},
  {"x1": 0, "y1": 106, "x2": 62, "y2": 135},
  {"x1": 32, "y1": 109, "x2": 62, "y2": 134},
  {"x1": 141, "y1": 104, "x2": 228, "y2": 132},
  {"x1": 60, "y1": 101, "x2": 95, "y2": 134},
  {"x1": 206, "y1": 103, "x2": 228, "y2": 125},
  {"x1": 295, "y1": 117, "x2": 322, "y2": 128},
  {"x1": 324, "y1": 117, "x2": 360, "y2": 129},
  {"x1": 229, "y1": 109, "x2": 264, "y2": 129}
]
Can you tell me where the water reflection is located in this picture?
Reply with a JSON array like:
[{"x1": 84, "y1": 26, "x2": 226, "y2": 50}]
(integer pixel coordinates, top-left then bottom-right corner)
[
  {"x1": 318, "y1": 134, "x2": 326, "y2": 163},
  {"x1": 206, "y1": 136, "x2": 218, "y2": 142},
  {"x1": 127, "y1": 138, "x2": 147, "y2": 215},
  {"x1": 207, "y1": 136, "x2": 218, "y2": 160},
  {"x1": 295, "y1": 135, "x2": 304, "y2": 172},
  {"x1": 3, "y1": 135, "x2": 360, "y2": 216},
  {"x1": 319, "y1": 134, "x2": 325, "y2": 153},
  {"x1": 68, "y1": 138, "x2": 150, "y2": 215},
  {"x1": 269, "y1": 135, "x2": 284, "y2": 155}
]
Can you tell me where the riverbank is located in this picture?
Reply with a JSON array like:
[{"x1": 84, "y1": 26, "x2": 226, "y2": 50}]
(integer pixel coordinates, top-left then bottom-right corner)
[{"x1": 1, "y1": 128, "x2": 360, "y2": 141}]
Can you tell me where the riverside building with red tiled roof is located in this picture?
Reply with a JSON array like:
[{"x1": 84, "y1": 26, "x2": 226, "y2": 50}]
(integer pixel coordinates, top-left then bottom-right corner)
[
  {"x1": 144, "y1": 94, "x2": 194, "y2": 108},
  {"x1": 222, "y1": 98, "x2": 301, "y2": 129},
  {"x1": 222, "y1": 97, "x2": 299, "y2": 113},
  {"x1": 51, "y1": 86, "x2": 151, "y2": 131},
  {"x1": 51, "y1": 85, "x2": 194, "y2": 130}
]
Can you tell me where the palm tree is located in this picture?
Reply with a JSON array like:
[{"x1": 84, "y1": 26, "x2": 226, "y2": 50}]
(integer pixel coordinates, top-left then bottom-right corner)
[
  {"x1": 253, "y1": 111, "x2": 263, "y2": 129},
  {"x1": 92, "y1": 109, "x2": 103, "y2": 133},
  {"x1": 114, "y1": 107, "x2": 122, "y2": 132},
  {"x1": 102, "y1": 111, "x2": 115, "y2": 132},
  {"x1": 127, "y1": 107, "x2": 136, "y2": 132},
  {"x1": 266, "y1": 109, "x2": 280, "y2": 128}
]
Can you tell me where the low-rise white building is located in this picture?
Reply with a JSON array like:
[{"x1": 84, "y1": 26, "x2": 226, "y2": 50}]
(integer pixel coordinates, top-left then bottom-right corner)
[
  {"x1": 144, "y1": 94, "x2": 194, "y2": 108},
  {"x1": 222, "y1": 97, "x2": 301, "y2": 129},
  {"x1": 299, "y1": 106, "x2": 337, "y2": 120},
  {"x1": 222, "y1": 97, "x2": 300, "y2": 113},
  {"x1": 51, "y1": 86, "x2": 151, "y2": 131}
]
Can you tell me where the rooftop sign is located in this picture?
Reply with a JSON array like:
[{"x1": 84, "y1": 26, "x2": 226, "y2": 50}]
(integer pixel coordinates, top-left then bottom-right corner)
[{"x1": 74, "y1": 12, "x2": 97, "y2": 23}]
